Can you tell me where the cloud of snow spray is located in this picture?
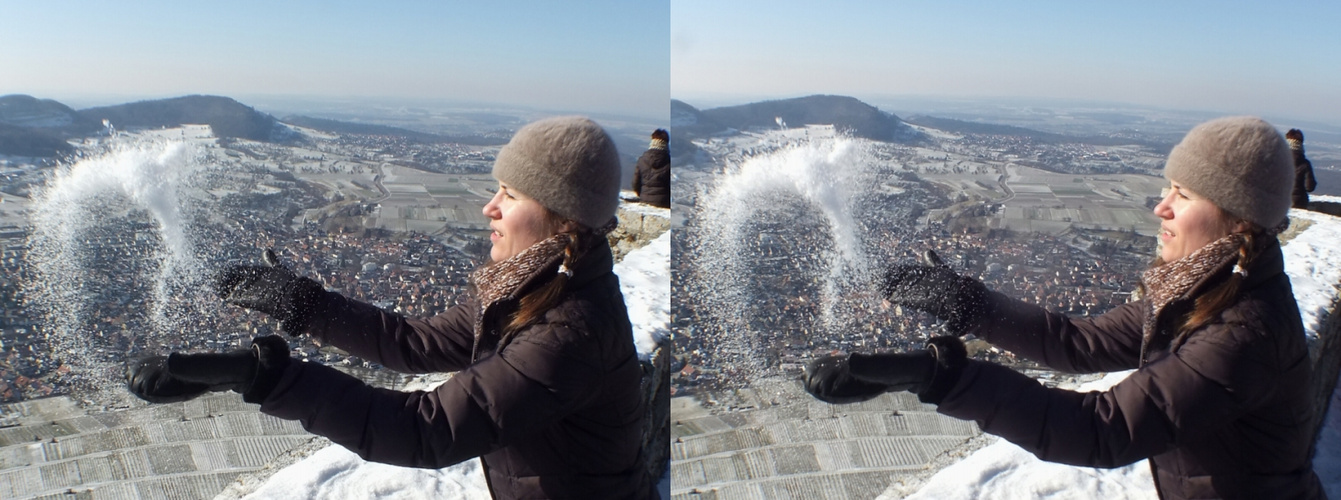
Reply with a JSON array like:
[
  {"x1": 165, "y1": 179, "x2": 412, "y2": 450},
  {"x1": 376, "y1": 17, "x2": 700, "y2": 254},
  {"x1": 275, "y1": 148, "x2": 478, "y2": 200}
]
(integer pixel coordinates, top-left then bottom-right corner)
[
  {"x1": 26, "y1": 140, "x2": 212, "y2": 404},
  {"x1": 687, "y1": 137, "x2": 876, "y2": 397}
]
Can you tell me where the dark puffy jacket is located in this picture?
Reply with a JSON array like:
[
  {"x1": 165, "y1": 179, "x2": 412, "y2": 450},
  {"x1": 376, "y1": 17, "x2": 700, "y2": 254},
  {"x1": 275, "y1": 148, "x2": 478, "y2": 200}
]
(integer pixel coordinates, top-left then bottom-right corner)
[
  {"x1": 254, "y1": 241, "x2": 649, "y2": 499},
  {"x1": 936, "y1": 240, "x2": 1323, "y2": 500},
  {"x1": 632, "y1": 147, "x2": 670, "y2": 208},
  {"x1": 1293, "y1": 149, "x2": 1317, "y2": 209}
]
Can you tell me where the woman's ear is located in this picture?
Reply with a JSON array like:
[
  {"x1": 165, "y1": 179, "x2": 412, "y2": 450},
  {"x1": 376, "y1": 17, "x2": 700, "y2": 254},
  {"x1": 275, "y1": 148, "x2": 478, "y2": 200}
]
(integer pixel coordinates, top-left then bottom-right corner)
[
  {"x1": 1231, "y1": 219, "x2": 1252, "y2": 234},
  {"x1": 558, "y1": 220, "x2": 579, "y2": 234}
]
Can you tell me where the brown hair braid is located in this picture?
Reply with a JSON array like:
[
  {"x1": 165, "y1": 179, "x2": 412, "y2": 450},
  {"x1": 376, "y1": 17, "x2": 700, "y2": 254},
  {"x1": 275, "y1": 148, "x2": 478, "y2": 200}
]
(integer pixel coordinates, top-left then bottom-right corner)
[
  {"x1": 504, "y1": 220, "x2": 586, "y2": 335},
  {"x1": 1176, "y1": 230, "x2": 1254, "y2": 334}
]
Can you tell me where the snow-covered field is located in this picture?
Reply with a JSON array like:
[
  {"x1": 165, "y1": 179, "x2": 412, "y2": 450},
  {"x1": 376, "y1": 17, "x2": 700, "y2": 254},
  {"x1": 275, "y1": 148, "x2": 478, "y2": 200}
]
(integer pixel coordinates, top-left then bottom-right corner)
[
  {"x1": 899, "y1": 198, "x2": 1341, "y2": 500},
  {"x1": 236, "y1": 229, "x2": 672, "y2": 500}
]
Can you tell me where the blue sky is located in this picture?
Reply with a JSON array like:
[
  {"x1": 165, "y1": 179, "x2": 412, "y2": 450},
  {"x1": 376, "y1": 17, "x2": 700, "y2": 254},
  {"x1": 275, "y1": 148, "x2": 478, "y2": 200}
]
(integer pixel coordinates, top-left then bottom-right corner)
[
  {"x1": 1, "y1": 1, "x2": 669, "y2": 120},
  {"x1": 673, "y1": 1, "x2": 1341, "y2": 125}
]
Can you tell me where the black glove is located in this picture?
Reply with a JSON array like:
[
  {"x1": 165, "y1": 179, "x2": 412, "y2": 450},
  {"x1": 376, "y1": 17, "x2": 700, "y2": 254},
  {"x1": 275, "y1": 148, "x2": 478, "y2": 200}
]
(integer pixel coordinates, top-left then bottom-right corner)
[
  {"x1": 124, "y1": 356, "x2": 214, "y2": 404},
  {"x1": 882, "y1": 250, "x2": 989, "y2": 336},
  {"x1": 216, "y1": 249, "x2": 325, "y2": 336},
  {"x1": 804, "y1": 336, "x2": 968, "y2": 405},
  {"x1": 126, "y1": 336, "x2": 291, "y2": 404},
  {"x1": 804, "y1": 350, "x2": 935, "y2": 404}
]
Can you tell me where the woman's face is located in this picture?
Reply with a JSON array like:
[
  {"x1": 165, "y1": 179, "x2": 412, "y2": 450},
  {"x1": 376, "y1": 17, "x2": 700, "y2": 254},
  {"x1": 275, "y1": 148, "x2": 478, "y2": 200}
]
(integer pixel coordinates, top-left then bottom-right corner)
[
  {"x1": 1153, "y1": 181, "x2": 1237, "y2": 262},
  {"x1": 482, "y1": 181, "x2": 562, "y2": 262}
]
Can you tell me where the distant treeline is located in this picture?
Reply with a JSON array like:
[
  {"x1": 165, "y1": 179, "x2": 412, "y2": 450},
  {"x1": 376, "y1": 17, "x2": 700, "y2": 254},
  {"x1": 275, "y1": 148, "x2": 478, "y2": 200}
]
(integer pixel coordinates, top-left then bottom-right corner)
[
  {"x1": 904, "y1": 115, "x2": 1175, "y2": 150},
  {"x1": 282, "y1": 116, "x2": 507, "y2": 146}
]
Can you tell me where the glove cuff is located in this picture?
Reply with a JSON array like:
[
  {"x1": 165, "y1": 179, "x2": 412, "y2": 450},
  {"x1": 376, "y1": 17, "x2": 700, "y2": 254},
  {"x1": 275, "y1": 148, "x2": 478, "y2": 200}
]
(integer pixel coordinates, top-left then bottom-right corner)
[
  {"x1": 242, "y1": 335, "x2": 292, "y2": 404},
  {"x1": 917, "y1": 336, "x2": 968, "y2": 405}
]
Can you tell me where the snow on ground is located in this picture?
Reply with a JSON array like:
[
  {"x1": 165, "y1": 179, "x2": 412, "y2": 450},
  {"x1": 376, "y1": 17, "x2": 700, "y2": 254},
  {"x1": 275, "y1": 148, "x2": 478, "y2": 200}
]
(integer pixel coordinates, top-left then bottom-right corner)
[
  {"x1": 238, "y1": 229, "x2": 672, "y2": 499},
  {"x1": 904, "y1": 203, "x2": 1341, "y2": 499},
  {"x1": 901, "y1": 372, "x2": 1155, "y2": 500},
  {"x1": 240, "y1": 447, "x2": 490, "y2": 500},
  {"x1": 615, "y1": 230, "x2": 672, "y2": 359},
  {"x1": 1286, "y1": 200, "x2": 1341, "y2": 338}
]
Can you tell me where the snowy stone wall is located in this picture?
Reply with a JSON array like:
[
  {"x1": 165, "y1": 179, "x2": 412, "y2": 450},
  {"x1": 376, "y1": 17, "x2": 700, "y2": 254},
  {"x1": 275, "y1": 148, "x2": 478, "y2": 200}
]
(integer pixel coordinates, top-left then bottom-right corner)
[
  {"x1": 609, "y1": 200, "x2": 671, "y2": 262},
  {"x1": 610, "y1": 199, "x2": 674, "y2": 491}
]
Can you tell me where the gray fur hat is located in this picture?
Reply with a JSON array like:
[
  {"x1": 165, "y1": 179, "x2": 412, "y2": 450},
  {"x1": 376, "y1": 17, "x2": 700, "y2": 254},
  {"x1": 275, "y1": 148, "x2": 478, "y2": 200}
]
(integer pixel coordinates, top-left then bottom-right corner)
[
  {"x1": 492, "y1": 116, "x2": 621, "y2": 229},
  {"x1": 1163, "y1": 116, "x2": 1293, "y2": 228}
]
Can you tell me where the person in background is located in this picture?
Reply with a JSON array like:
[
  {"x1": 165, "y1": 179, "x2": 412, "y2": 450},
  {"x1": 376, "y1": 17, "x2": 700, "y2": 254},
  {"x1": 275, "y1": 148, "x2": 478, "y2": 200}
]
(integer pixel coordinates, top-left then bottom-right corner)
[
  {"x1": 804, "y1": 116, "x2": 1323, "y2": 499},
  {"x1": 127, "y1": 116, "x2": 653, "y2": 499},
  {"x1": 632, "y1": 128, "x2": 670, "y2": 208},
  {"x1": 1287, "y1": 128, "x2": 1317, "y2": 209}
]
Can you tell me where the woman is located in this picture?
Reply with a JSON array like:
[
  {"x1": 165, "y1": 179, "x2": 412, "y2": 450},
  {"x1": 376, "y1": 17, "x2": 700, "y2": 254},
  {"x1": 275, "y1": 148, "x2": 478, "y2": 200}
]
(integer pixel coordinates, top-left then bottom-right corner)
[
  {"x1": 128, "y1": 116, "x2": 650, "y2": 499},
  {"x1": 805, "y1": 116, "x2": 1324, "y2": 499}
]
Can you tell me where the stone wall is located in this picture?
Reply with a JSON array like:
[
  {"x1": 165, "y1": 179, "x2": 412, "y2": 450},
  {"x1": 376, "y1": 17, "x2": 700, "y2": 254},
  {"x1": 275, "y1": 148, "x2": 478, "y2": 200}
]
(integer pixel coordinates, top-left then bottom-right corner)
[
  {"x1": 1311, "y1": 292, "x2": 1341, "y2": 458},
  {"x1": 608, "y1": 202, "x2": 671, "y2": 262},
  {"x1": 609, "y1": 200, "x2": 674, "y2": 492}
]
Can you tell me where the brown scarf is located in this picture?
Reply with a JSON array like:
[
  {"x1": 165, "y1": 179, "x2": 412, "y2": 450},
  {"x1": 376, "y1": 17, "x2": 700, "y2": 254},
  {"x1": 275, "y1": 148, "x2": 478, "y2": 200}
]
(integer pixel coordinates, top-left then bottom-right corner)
[
  {"x1": 469, "y1": 234, "x2": 569, "y2": 340},
  {"x1": 466, "y1": 217, "x2": 619, "y2": 344},
  {"x1": 1137, "y1": 233, "x2": 1244, "y2": 363}
]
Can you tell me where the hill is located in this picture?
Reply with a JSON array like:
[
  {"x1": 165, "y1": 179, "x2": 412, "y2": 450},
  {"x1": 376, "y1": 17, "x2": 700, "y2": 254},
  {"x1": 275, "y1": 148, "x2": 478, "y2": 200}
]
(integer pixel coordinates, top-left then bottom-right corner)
[
  {"x1": 0, "y1": 122, "x2": 75, "y2": 157},
  {"x1": 79, "y1": 95, "x2": 283, "y2": 141},
  {"x1": 281, "y1": 115, "x2": 507, "y2": 146},
  {"x1": 685, "y1": 95, "x2": 921, "y2": 143},
  {"x1": 0, "y1": 94, "x2": 99, "y2": 132},
  {"x1": 0, "y1": 94, "x2": 97, "y2": 156}
]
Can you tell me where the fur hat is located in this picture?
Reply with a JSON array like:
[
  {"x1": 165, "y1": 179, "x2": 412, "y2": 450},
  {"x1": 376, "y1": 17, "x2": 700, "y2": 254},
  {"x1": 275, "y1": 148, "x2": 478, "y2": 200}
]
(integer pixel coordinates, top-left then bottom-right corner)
[
  {"x1": 1163, "y1": 116, "x2": 1293, "y2": 229},
  {"x1": 492, "y1": 116, "x2": 621, "y2": 229}
]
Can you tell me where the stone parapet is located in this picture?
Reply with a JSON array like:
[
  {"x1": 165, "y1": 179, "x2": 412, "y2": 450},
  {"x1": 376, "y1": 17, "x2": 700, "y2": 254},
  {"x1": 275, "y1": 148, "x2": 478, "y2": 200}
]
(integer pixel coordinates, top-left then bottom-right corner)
[{"x1": 609, "y1": 199, "x2": 671, "y2": 262}]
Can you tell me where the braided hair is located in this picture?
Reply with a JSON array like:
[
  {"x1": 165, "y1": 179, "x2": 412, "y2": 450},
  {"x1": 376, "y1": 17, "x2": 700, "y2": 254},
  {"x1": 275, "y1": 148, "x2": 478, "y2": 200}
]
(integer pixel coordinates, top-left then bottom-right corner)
[
  {"x1": 504, "y1": 215, "x2": 588, "y2": 335},
  {"x1": 1176, "y1": 227, "x2": 1266, "y2": 335},
  {"x1": 1143, "y1": 205, "x2": 1274, "y2": 337}
]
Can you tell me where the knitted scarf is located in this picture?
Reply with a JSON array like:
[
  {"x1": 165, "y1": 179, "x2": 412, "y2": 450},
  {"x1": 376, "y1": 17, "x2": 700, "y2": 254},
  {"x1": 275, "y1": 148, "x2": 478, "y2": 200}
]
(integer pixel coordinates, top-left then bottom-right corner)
[
  {"x1": 1137, "y1": 233, "x2": 1244, "y2": 362},
  {"x1": 470, "y1": 233, "x2": 569, "y2": 339},
  {"x1": 466, "y1": 217, "x2": 619, "y2": 343},
  {"x1": 649, "y1": 138, "x2": 668, "y2": 150}
]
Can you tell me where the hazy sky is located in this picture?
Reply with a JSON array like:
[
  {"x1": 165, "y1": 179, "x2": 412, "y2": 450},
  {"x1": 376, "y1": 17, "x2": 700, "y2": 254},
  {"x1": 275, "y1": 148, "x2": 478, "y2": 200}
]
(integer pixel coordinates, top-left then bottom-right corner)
[
  {"x1": 2, "y1": 1, "x2": 669, "y2": 120},
  {"x1": 673, "y1": 1, "x2": 1341, "y2": 126}
]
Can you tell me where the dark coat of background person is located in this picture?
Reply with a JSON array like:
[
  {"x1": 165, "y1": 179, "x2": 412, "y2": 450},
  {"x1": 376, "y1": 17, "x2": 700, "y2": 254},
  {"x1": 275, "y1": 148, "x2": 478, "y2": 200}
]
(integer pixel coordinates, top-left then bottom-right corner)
[
  {"x1": 933, "y1": 239, "x2": 1323, "y2": 500},
  {"x1": 253, "y1": 241, "x2": 649, "y2": 499},
  {"x1": 632, "y1": 146, "x2": 670, "y2": 208},
  {"x1": 1293, "y1": 146, "x2": 1318, "y2": 209}
]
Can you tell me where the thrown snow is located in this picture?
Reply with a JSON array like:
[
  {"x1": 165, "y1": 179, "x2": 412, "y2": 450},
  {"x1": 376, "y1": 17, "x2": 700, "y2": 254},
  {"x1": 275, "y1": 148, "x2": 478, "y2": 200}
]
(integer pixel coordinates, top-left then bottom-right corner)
[
  {"x1": 903, "y1": 203, "x2": 1341, "y2": 500},
  {"x1": 239, "y1": 227, "x2": 672, "y2": 499}
]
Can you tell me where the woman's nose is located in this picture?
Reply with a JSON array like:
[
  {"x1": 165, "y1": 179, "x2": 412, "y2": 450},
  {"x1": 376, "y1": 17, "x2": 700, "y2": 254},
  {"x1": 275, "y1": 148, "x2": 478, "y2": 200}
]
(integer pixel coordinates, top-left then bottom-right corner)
[
  {"x1": 482, "y1": 193, "x2": 502, "y2": 218},
  {"x1": 1153, "y1": 196, "x2": 1173, "y2": 219}
]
